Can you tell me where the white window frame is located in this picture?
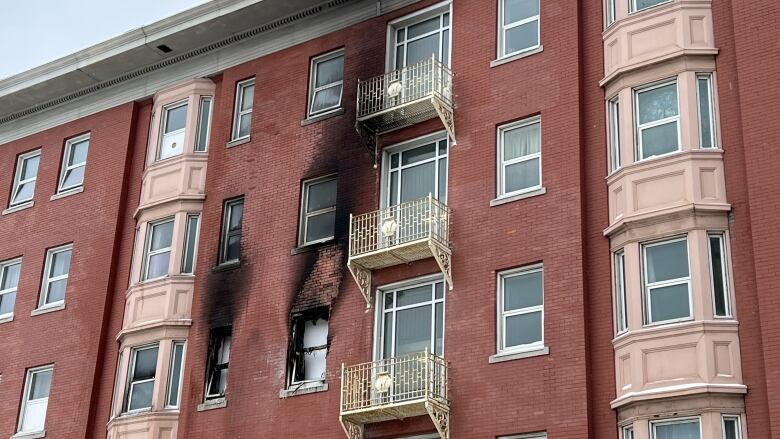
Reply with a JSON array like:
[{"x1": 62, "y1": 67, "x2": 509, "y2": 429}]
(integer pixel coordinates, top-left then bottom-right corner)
[
  {"x1": 38, "y1": 244, "x2": 72, "y2": 309},
  {"x1": 634, "y1": 79, "x2": 681, "y2": 161},
  {"x1": 124, "y1": 344, "x2": 159, "y2": 413},
  {"x1": 642, "y1": 236, "x2": 693, "y2": 326},
  {"x1": 387, "y1": 1, "x2": 452, "y2": 71},
  {"x1": 58, "y1": 133, "x2": 89, "y2": 193},
  {"x1": 142, "y1": 218, "x2": 174, "y2": 282},
  {"x1": 649, "y1": 417, "x2": 702, "y2": 439},
  {"x1": 606, "y1": 0, "x2": 617, "y2": 27},
  {"x1": 307, "y1": 49, "x2": 344, "y2": 118},
  {"x1": 17, "y1": 365, "x2": 53, "y2": 435},
  {"x1": 194, "y1": 96, "x2": 213, "y2": 152},
  {"x1": 10, "y1": 149, "x2": 41, "y2": 207},
  {"x1": 220, "y1": 198, "x2": 244, "y2": 264},
  {"x1": 497, "y1": 116, "x2": 542, "y2": 198},
  {"x1": 630, "y1": 0, "x2": 673, "y2": 13},
  {"x1": 110, "y1": 351, "x2": 123, "y2": 419},
  {"x1": 721, "y1": 415, "x2": 742, "y2": 439},
  {"x1": 180, "y1": 213, "x2": 201, "y2": 275},
  {"x1": 622, "y1": 425, "x2": 634, "y2": 439},
  {"x1": 381, "y1": 132, "x2": 449, "y2": 208},
  {"x1": 708, "y1": 232, "x2": 732, "y2": 318},
  {"x1": 608, "y1": 96, "x2": 621, "y2": 172},
  {"x1": 165, "y1": 341, "x2": 186, "y2": 409},
  {"x1": 231, "y1": 78, "x2": 255, "y2": 141},
  {"x1": 696, "y1": 73, "x2": 717, "y2": 149},
  {"x1": 614, "y1": 250, "x2": 628, "y2": 334},
  {"x1": 157, "y1": 100, "x2": 188, "y2": 161},
  {"x1": 0, "y1": 258, "x2": 21, "y2": 321},
  {"x1": 299, "y1": 175, "x2": 337, "y2": 247},
  {"x1": 497, "y1": 0, "x2": 541, "y2": 59},
  {"x1": 497, "y1": 264, "x2": 545, "y2": 355}
]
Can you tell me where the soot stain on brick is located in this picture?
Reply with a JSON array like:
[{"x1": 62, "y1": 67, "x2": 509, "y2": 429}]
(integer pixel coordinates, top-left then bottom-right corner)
[{"x1": 201, "y1": 262, "x2": 249, "y2": 330}]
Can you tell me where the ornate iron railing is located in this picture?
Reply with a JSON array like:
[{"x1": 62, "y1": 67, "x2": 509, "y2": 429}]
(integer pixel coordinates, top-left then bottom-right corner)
[
  {"x1": 340, "y1": 350, "x2": 449, "y2": 414},
  {"x1": 349, "y1": 195, "x2": 450, "y2": 258}
]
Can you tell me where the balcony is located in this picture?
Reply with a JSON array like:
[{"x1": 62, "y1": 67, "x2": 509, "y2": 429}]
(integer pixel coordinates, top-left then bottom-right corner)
[
  {"x1": 340, "y1": 351, "x2": 450, "y2": 439},
  {"x1": 347, "y1": 195, "x2": 452, "y2": 306},
  {"x1": 356, "y1": 57, "x2": 455, "y2": 162}
]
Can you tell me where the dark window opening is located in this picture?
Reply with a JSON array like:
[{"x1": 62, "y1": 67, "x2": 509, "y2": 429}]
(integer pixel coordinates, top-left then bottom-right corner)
[
  {"x1": 287, "y1": 308, "x2": 329, "y2": 387},
  {"x1": 205, "y1": 327, "x2": 231, "y2": 400}
]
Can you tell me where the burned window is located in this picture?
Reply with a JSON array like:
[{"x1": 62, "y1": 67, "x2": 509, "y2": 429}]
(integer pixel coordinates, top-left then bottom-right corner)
[
  {"x1": 205, "y1": 327, "x2": 231, "y2": 400},
  {"x1": 288, "y1": 309, "x2": 329, "y2": 387}
]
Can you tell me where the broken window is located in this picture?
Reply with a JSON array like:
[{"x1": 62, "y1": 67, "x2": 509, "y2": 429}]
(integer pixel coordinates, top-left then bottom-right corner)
[
  {"x1": 205, "y1": 327, "x2": 231, "y2": 400},
  {"x1": 288, "y1": 309, "x2": 329, "y2": 387}
]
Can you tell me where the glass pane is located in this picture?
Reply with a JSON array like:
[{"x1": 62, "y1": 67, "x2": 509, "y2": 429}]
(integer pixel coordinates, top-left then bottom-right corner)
[
  {"x1": 650, "y1": 284, "x2": 691, "y2": 322},
  {"x1": 307, "y1": 179, "x2": 337, "y2": 213},
  {"x1": 442, "y1": 29, "x2": 450, "y2": 66},
  {"x1": 397, "y1": 285, "x2": 432, "y2": 307},
  {"x1": 20, "y1": 399, "x2": 47, "y2": 433},
  {"x1": 147, "y1": 252, "x2": 171, "y2": 279},
  {"x1": 164, "y1": 104, "x2": 188, "y2": 133},
  {"x1": 210, "y1": 369, "x2": 228, "y2": 396},
  {"x1": 709, "y1": 236, "x2": 728, "y2": 316},
  {"x1": 21, "y1": 155, "x2": 40, "y2": 180},
  {"x1": 408, "y1": 16, "x2": 440, "y2": 39},
  {"x1": 312, "y1": 85, "x2": 342, "y2": 113},
  {"x1": 2, "y1": 263, "x2": 20, "y2": 290},
  {"x1": 438, "y1": 158, "x2": 448, "y2": 203},
  {"x1": 133, "y1": 348, "x2": 158, "y2": 381},
  {"x1": 395, "y1": 305, "x2": 432, "y2": 355},
  {"x1": 0, "y1": 292, "x2": 15, "y2": 315},
  {"x1": 304, "y1": 348, "x2": 327, "y2": 381},
  {"x1": 195, "y1": 99, "x2": 212, "y2": 152},
  {"x1": 229, "y1": 203, "x2": 244, "y2": 231},
  {"x1": 315, "y1": 56, "x2": 343, "y2": 87},
  {"x1": 506, "y1": 310, "x2": 542, "y2": 347},
  {"x1": 654, "y1": 421, "x2": 701, "y2": 439},
  {"x1": 384, "y1": 292, "x2": 394, "y2": 309},
  {"x1": 238, "y1": 113, "x2": 252, "y2": 138},
  {"x1": 383, "y1": 313, "x2": 394, "y2": 358},
  {"x1": 305, "y1": 211, "x2": 336, "y2": 243},
  {"x1": 396, "y1": 28, "x2": 406, "y2": 43},
  {"x1": 434, "y1": 302, "x2": 443, "y2": 355},
  {"x1": 50, "y1": 249, "x2": 71, "y2": 277},
  {"x1": 698, "y1": 77, "x2": 713, "y2": 148},
  {"x1": 395, "y1": 45, "x2": 405, "y2": 70},
  {"x1": 69, "y1": 140, "x2": 89, "y2": 165},
  {"x1": 14, "y1": 181, "x2": 35, "y2": 203},
  {"x1": 646, "y1": 240, "x2": 689, "y2": 283},
  {"x1": 402, "y1": 143, "x2": 436, "y2": 165},
  {"x1": 435, "y1": 282, "x2": 444, "y2": 299},
  {"x1": 504, "y1": 270, "x2": 543, "y2": 311},
  {"x1": 240, "y1": 84, "x2": 254, "y2": 112},
  {"x1": 401, "y1": 162, "x2": 436, "y2": 202},
  {"x1": 504, "y1": 0, "x2": 539, "y2": 24},
  {"x1": 505, "y1": 157, "x2": 541, "y2": 193},
  {"x1": 389, "y1": 171, "x2": 399, "y2": 206},
  {"x1": 218, "y1": 336, "x2": 232, "y2": 363},
  {"x1": 723, "y1": 419, "x2": 738, "y2": 439},
  {"x1": 182, "y1": 216, "x2": 200, "y2": 274},
  {"x1": 168, "y1": 344, "x2": 184, "y2": 406},
  {"x1": 503, "y1": 122, "x2": 540, "y2": 161},
  {"x1": 30, "y1": 370, "x2": 52, "y2": 400},
  {"x1": 505, "y1": 20, "x2": 538, "y2": 55},
  {"x1": 226, "y1": 235, "x2": 241, "y2": 261},
  {"x1": 128, "y1": 381, "x2": 154, "y2": 411},
  {"x1": 407, "y1": 33, "x2": 440, "y2": 65},
  {"x1": 638, "y1": 83, "x2": 678, "y2": 124},
  {"x1": 45, "y1": 279, "x2": 67, "y2": 304},
  {"x1": 635, "y1": 0, "x2": 669, "y2": 11},
  {"x1": 641, "y1": 121, "x2": 679, "y2": 158},
  {"x1": 150, "y1": 222, "x2": 174, "y2": 252},
  {"x1": 62, "y1": 166, "x2": 85, "y2": 189}
]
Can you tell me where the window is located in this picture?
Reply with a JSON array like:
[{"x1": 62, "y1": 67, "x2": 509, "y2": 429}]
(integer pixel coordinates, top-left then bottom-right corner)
[
  {"x1": 181, "y1": 214, "x2": 200, "y2": 274},
  {"x1": 288, "y1": 309, "x2": 329, "y2": 386},
  {"x1": 157, "y1": 101, "x2": 188, "y2": 160},
  {"x1": 708, "y1": 232, "x2": 731, "y2": 318},
  {"x1": 392, "y1": 8, "x2": 451, "y2": 69},
  {"x1": 498, "y1": 0, "x2": 540, "y2": 59},
  {"x1": 18, "y1": 365, "x2": 53, "y2": 435},
  {"x1": 125, "y1": 345, "x2": 159, "y2": 412},
  {"x1": 498, "y1": 116, "x2": 542, "y2": 198},
  {"x1": 606, "y1": 0, "x2": 616, "y2": 26},
  {"x1": 231, "y1": 79, "x2": 255, "y2": 141},
  {"x1": 622, "y1": 426, "x2": 634, "y2": 439},
  {"x1": 308, "y1": 50, "x2": 344, "y2": 118},
  {"x1": 697, "y1": 73, "x2": 716, "y2": 149},
  {"x1": 39, "y1": 244, "x2": 72, "y2": 308},
  {"x1": 299, "y1": 176, "x2": 337, "y2": 246},
  {"x1": 609, "y1": 97, "x2": 621, "y2": 172},
  {"x1": 58, "y1": 134, "x2": 89, "y2": 193},
  {"x1": 166, "y1": 341, "x2": 185, "y2": 408},
  {"x1": 142, "y1": 219, "x2": 174, "y2": 281},
  {"x1": 635, "y1": 80, "x2": 680, "y2": 160},
  {"x1": 498, "y1": 265, "x2": 544, "y2": 353},
  {"x1": 650, "y1": 418, "x2": 701, "y2": 439},
  {"x1": 10, "y1": 150, "x2": 41, "y2": 207},
  {"x1": 722, "y1": 415, "x2": 742, "y2": 439},
  {"x1": 385, "y1": 136, "x2": 448, "y2": 206},
  {"x1": 614, "y1": 250, "x2": 628, "y2": 333},
  {"x1": 378, "y1": 279, "x2": 445, "y2": 359},
  {"x1": 0, "y1": 259, "x2": 21, "y2": 320},
  {"x1": 110, "y1": 352, "x2": 123, "y2": 418},
  {"x1": 195, "y1": 96, "x2": 213, "y2": 152},
  {"x1": 205, "y1": 327, "x2": 231, "y2": 400},
  {"x1": 219, "y1": 198, "x2": 244, "y2": 264},
  {"x1": 642, "y1": 237, "x2": 692, "y2": 325},
  {"x1": 631, "y1": 0, "x2": 671, "y2": 13}
]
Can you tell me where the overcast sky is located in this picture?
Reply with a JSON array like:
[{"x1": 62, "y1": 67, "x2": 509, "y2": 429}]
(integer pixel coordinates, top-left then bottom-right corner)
[{"x1": 0, "y1": 0, "x2": 209, "y2": 79}]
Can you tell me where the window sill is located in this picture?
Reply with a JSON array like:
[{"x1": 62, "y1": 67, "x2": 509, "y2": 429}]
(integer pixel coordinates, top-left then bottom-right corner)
[
  {"x1": 212, "y1": 260, "x2": 240, "y2": 273},
  {"x1": 279, "y1": 382, "x2": 328, "y2": 398},
  {"x1": 490, "y1": 45, "x2": 544, "y2": 68},
  {"x1": 11, "y1": 430, "x2": 45, "y2": 439},
  {"x1": 51, "y1": 186, "x2": 84, "y2": 201},
  {"x1": 489, "y1": 346, "x2": 549, "y2": 363},
  {"x1": 197, "y1": 397, "x2": 227, "y2": 412},
  {"x1": 490, "y1": 187, "x2": 546, "y2": 207},
  {"x1": 290, "y1": 239, "x2": 335, "y2": 255},
  {"x1": 0, "y1": 314, "x2": 13, "y2": 324},
  {"x1": 226, "y1": 136, "x2": 250, "y2": 148},
  {"x1": 2, "y1": 201, "x2": 34, "y2": 215},
  {"x1": 31, "y1": 302, "x2": 66, "y2": 316},
  {"x1": 301, "y1": 108, "x2": 345, "y2": 126}
]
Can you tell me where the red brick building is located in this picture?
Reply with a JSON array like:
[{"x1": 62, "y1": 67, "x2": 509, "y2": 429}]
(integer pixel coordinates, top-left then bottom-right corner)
[{"x1": 0, "y1": 0, "x2": 777, "y2": 438}]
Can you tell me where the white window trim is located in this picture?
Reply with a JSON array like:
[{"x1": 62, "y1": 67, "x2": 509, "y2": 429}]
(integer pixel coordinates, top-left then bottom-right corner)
[
  {"x1": 649, "y1": 416, "x2": 702, "y2": 439},
  {"x1": 622, "y1": 425, "x2": 634, "y2": 439},
  {"x1": 58, "y1": 133, "x2": 89, "y2": 193},
  {"x1": 497, "y1": 264, "x2": 545, "y2": 355},
  {"x1": 17, "y1": 365, "x2": 53, "y2": 435},
  {"x1": 38, "y1": 244, "x2": 72, "y2": 309},
  {"x1": 608, "y1": 96, "x2": 621, "y2": 173},
  {"x1": 231, "y1": 78, "x2": 255, "y2": 141},
  {"x1": 630, "y1": 0, "x2": 673, "y2": 14},
  {"x1": 220, "y1": 198, "x2": 244, "y2": 264},
  {"x1": 307, "y1": 49, "x2": 344, "y2": 119},
  {"x1": 194, "y1": 96, "x2": 213, "y2": 152},
  {"x1": 380, "y1": 131, "x2": 449, "y2": 209},
  {"x1": 0, "y1": 258, "x2": 21, "y2": 321},
  {"x1": 497, "y1": 116, "x2": 542, "y2": 199},
  {"x1": 634, "y1": 79, "x2": 681, "y2": 162},
  {"x1": 385, "y1": 0, "x2": 452, "y2": 72},
  {"x1": 497, "y1": 0, "x2": 541, "y2": 60},
  {"x1": 614, "y1": 250, "x2": 628, "y2": 334},
  {"x1": 157, "y1": 100, "x2": 188, "y2": 161},
  {"x1": 165, "y1": 341, "x2": 186, "y2": 409},
  {"x1": 10, "y1": 149, "x2": 41, "y2": 207},
  {"x1": 299, "y1": 175, "x2": 337, "y2": 247},
  {"x1": 642, "y1": 236, "x2": 693, "y2": 326},
  {"x1": 180, "y1": 214, "x2": 201, "y2": 275},
  {"x1": 721, "y1": 414, "x2": 742, "y2": 439},
  {"x1": 142, "y1": 218, "x2": 174, "y2": 282},
  {"x1": 110, "y1": 352, "x2": 123, "y2": 419},
  {"x1": 708, "y1": 232, "x2": 732, "y2": 318},
  {"x1": 696, "y1": 73, "x2": 717, "y2": 149},
  {"x1": 125, "y1": 344, "x2": 158, "y2": 413},
  {"x1": 605, "y1": 0, "x2": 617, "y2": 27}
]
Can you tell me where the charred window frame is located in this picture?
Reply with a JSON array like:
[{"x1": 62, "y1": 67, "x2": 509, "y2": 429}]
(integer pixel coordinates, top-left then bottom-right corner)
[
  {"x1": 287, "y1": 308, "x2": 329, "y2": 387},
  {"x1": 205, "y1": 327, "x2": 231, "y2": 400}
]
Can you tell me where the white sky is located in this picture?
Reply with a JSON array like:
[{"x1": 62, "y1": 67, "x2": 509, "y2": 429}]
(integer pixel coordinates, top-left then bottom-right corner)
[{"x1": 0, "y1": 0, "x2": 210, "y2": 79}]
